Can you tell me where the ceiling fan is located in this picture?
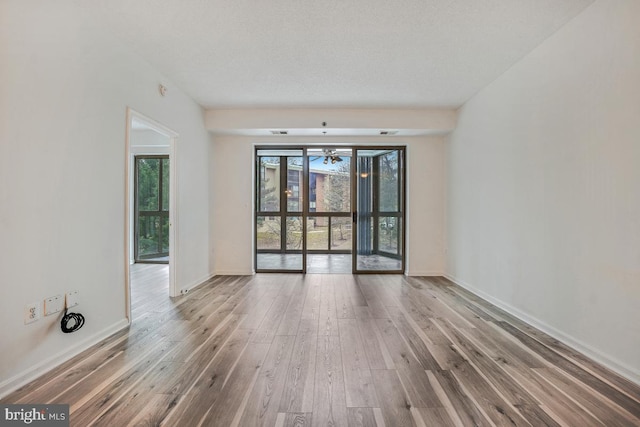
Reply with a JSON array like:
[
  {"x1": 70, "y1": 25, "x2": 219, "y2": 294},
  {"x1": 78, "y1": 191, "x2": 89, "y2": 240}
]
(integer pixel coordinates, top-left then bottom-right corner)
[{"x1": 322, "y1": 149, "x2": 343, "y2": 164}]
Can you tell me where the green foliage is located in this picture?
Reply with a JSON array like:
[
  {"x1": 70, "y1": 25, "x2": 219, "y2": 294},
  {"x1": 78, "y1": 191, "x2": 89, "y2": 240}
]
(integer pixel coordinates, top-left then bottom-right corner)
[
  {"x1": 136, "y1": 157, "x2": 169, "y2": 258},
  {"x1": 379, "y1": 151, "x2": 398, "y2": 212},
  {"x1": 323, "y1": 160, "x2": 350, "y2": 213}
]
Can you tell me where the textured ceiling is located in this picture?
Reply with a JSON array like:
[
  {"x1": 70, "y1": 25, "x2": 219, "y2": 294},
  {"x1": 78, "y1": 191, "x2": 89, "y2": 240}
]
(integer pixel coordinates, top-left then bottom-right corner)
[{"x1": 90, "y1": 0, "x2": 593, "y2": 109}]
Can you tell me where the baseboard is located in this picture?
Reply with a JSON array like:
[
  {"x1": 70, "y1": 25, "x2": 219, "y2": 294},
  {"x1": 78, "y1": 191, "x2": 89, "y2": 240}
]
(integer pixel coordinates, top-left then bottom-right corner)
[
  {"x1": 405, "y1": 270, "x2": 444, "y2": 277},
  {"x1": 180, "y1": 272, "x2": 216, "y2": 294},
  {"x1": 0, "y1": 318, "x2": 130, "y2": 399},
  {"x1": 444, "y1": 273, "x2": 640, "y2": 386}
]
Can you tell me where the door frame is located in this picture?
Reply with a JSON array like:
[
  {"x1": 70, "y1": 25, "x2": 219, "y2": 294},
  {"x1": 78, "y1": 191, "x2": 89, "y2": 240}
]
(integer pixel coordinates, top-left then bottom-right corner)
[
  {"x1": 254, "y1": 146, "x2": 308, "y2": 273},
  {"x1": 125, "y1": 108, "x2": 179, "y2": 322},
  {"x1": 351, "y1": 146, "x2": 406, "y2": 274}
]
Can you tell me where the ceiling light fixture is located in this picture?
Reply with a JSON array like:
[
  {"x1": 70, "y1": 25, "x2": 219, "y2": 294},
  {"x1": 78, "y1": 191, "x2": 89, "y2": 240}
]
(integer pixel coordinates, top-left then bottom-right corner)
[{"x1": 322, "y1": 149, "x2": 343, "y2": 165}]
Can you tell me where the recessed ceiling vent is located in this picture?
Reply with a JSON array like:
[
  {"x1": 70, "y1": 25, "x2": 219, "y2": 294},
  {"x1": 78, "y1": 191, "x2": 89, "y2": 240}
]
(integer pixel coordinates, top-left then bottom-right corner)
[
  {"x1": 270, "y1": 130, "x2": 288, "y2": 135},
  {"x1": 380, "y1": 130, "x2": 399, "y2": 135}
]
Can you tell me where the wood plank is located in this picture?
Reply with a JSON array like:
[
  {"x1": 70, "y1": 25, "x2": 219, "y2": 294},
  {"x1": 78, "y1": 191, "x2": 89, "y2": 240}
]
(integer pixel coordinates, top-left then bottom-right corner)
[
  {"x1": 276, "y1": 275, "x2": 307, "y2": 335},
  {"x1": 161, "y1": 314, "x2": 244, "y2": 393},
  {"x1": 334, "y1": 275, "x2": 356, "y2": 319},
  {"x1": 67, "y1": 341, "x2": 175, "y2": 426},
  {"x1": 387, "y1": 306, "x2": 441, "y2": 372},
  {"x1": 375, "y1": 318, "x2": 442, "y2": 408},
  {"x1": 369, "y1": 275, "x2": 401, "y2": 308},
  {"x1": 511, "y1": 404, "x2": 562, "y2": 427},
  {"x1": 13, "y1": 339, "x2": 128, "y2": 404},
  {"x1": 404, "y1": 284, "x2": 474, "y2": 329},
  {"x1": 346, "y1": 407, "x2": 378, "y2": 427},
  {"x1": 252, "y1": 294, "x2": 291, "y2": 343},
  {"x1": 128, "y1": 393, "x2": 179, "y2": 426},
  {"x1": 282, "y1": 412, "x2": 312, "y2": 426},
  {"x1": 371, "y1": 369, "x2": 416, "y2": 427},
  {"x1": 198, "y1": 341, "x2": 271, "y2": 427},
  {"x1": 534, "y1": 367, "x2": 639, "y2": 426},
  {"x1": 462, "y1": 320, "x2": 548, "y2": 369},
  {"x1": 87, "y1": 362, "x2": 183, "y2": 426},
  {"x1": 357, "y1": 280, "x2": 389, "y2": 319},
  {"x1": 498, "y1": 321, "x2": 640, "y2": 417},
  {"x1": 457, "y1": 325, "x2": 606, "y2": 426},
  {"x1": 422, "y1": 344, "x2": 466, "y2": 372},
  {"x1": 431, "y1": 370, "x2": 492, "y2": 427},
  {"x1": 344, "y1": 275, "x2": 368, "y2": 307},
  {"x1": 450, "y1": 360, "x2": 528, "y2": 427},
  {"x1": 514, "y1": 321, "x2": 640, "y2": 401},
  {"x1": 239, "y1": 335, "x2": 296, "y2": 426},
  {"x1": 338, "y1": 318, "x2": 378, "y2": 407},
  {"x1": 3, "y1": 328, "x2": 131, "y2": 402},
  {"x1": 434, "y1": 318, "x2": 539, "y2": 406},
  {"x1": 301, "y1": 275, "x2": 322, "y2": 320},
  {"x1": 239, "y1": 287, "x2": 280, "y2": 329},
  {"x1": 397, "y1": 295, "x2": 436, "y2": 330},
  {"x1": 356, "y1": 312, "x2": 395, "y2": 370},
  {"x1": 405, "y1": 276, "x2": 480, "y2": 328},
  {"x1": 161, "y1": 328, "x2": 255, "y2": 426},
  {"x1": 312, "y1": 335, "x2": 348, "y2": 427},
  {"x1": 318, "y1": 276, "x2": 339, "y2": 336},
  {"x1": 416, "y1": 407, "x2": 457, "y2": 427},
  {"x1": 279, "y1": 318, "x2": 318, "y2": 413}
]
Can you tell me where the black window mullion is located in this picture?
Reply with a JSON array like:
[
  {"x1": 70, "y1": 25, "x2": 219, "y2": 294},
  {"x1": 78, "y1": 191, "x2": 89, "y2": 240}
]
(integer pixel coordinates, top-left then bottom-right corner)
[
  {"x1": 328, "y1": 216, "x2": 332, "y2": 251},
  {"x1": 302, "y1": 147, "x2": 308, "y2": 273},
  {"x1": 280, "y1": 156, "x2": 287, "y2": 253},
  {"x1": 372, "y1": 156, "x2": 380, "y2": 254}
]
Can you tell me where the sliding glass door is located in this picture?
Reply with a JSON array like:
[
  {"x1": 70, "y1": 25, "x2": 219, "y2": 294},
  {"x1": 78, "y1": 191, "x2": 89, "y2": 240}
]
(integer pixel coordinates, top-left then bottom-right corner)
[
  {"x1": 353, "y1": 148, "x2": 405, "y2": 273},
  {"x1": 255, "y1": 146, "x2": 405, "y2": 274},
  {"x1": 255, "y1": 149, "x2": 305, "y2": 272}
]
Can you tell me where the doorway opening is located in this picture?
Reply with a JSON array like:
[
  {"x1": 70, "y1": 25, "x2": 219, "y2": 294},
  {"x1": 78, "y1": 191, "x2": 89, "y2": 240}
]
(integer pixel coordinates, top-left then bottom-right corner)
[
  {"x1": 254, "y1": 146, "x2": 405, "y2": 274},
  {"x1": 125, "y1": 109, "x2": 178, "y2": 322}
]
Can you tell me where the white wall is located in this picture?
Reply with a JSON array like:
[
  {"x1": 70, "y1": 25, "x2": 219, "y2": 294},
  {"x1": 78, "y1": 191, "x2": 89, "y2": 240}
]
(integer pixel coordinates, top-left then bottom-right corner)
[
  {"x1": 0, "y1": 1, "x2": 212, "y2": 395},
  {"x1": 446, "y1": 0, "x2": 640, "y2": 382},
  {"x1": 211, "y1": 136, "x2": 445, "y2": 276}
]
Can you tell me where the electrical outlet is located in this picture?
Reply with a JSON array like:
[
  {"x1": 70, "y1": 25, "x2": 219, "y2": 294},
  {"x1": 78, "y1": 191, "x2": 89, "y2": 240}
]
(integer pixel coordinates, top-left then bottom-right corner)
[
  {"x1": 66, "y1": 290, "x2": 79, "y2": 308},
  {"x1": 24, "y1": 302, "x2": 41, "y2": 324},
  {"x1": 44, "y1": 295, "x2": 64, "y2": 316}
]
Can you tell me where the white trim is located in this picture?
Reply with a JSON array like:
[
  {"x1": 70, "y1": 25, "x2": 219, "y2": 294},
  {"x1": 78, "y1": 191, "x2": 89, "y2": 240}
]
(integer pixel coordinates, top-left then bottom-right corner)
[
  {"x1": 0, "y1": 319, "x2": 130, "y2": 399},
  {"x1": 130, "y1": 145, "x2": 170, "y2": 155},
  {"x1": 181, "y1": 272, "x2": 217, "y2": 294},
  {"x1": 445, "y1": 273, "x2": 640, "y2": 386},
  {"x1": 169, "y1": 135, "x2": 178, "y2": 297},
  {"x1": 125, "y1": 109, "x2": 180, "y2": 321}
]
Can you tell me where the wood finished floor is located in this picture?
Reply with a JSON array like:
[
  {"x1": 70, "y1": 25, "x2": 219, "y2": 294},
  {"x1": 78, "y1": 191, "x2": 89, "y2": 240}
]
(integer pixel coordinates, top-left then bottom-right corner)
[{"x1": 3, "y1": 265, "x2": 640, "y2": 426}]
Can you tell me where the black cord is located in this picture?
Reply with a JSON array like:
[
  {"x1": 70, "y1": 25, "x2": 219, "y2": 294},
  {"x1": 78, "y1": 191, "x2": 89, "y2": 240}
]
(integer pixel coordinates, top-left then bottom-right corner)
[{"x1": 61, "y1": 309, "x2": 85, "y2": 333}]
